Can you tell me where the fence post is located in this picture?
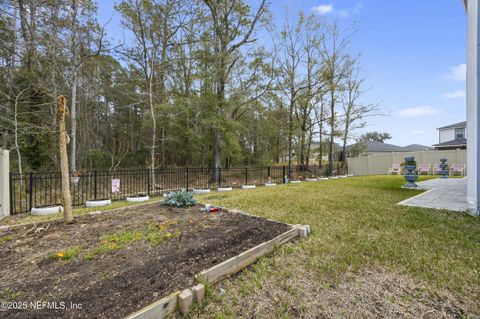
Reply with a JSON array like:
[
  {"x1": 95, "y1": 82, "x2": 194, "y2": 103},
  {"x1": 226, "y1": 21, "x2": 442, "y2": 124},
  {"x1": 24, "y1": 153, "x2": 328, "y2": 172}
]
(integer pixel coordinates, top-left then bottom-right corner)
[
  {"x1": 28, "y1": 172, "x2": 33, "y2": 212},
  {"x1": 282, "y1": 165, "x2": 286, "y2": 183},
  {"x1": 94, "y1": 170, "x2": 98, "y2": 200},
  {"x1": 185, "y1": 166, "x2": 189, "y2": 191},
  {"x1": 146, "y1": 169, "x2": 150, "y2": 196},
  {"x1": 267, "y1": 166, "x2": 271, "y2": 179},
  {"x1": 217, "y1": 167, "x2": 222, "y2": 188},
  {"x1": 245, "y1": 167, "x2": 248, "y2": 185},
  {"x1": 0, "y1": 149, "x2": 10, "y2": 216}
]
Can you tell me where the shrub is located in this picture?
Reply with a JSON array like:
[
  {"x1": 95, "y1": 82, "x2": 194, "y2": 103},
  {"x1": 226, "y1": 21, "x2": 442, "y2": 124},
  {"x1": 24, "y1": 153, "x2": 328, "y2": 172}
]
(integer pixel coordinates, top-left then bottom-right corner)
[{"x1": 164, "y1": 190, "x2": 197, "y2": 208}]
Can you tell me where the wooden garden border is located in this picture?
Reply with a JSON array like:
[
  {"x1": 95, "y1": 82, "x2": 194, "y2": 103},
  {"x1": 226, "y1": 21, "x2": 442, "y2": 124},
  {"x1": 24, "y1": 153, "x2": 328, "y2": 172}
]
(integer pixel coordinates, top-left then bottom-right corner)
[{"x1": 125, "y1": 208, "x2": 310, "y2": 319}]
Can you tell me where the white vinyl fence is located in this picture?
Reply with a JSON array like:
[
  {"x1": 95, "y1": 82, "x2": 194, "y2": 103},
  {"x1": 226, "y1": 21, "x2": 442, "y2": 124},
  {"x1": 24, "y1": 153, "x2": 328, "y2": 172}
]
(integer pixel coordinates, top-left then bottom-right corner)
[
  {"x1": 347, "y1": 149, "x2": 467, "y2": 176},
  {"x1": 0, "y1": 149, "x2": 9, "y2": 217}
]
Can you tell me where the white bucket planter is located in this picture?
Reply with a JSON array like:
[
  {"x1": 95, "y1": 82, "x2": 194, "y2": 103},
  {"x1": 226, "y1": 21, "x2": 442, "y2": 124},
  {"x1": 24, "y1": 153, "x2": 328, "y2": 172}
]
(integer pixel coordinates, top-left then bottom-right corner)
[
  {"x1": 126, "y1": 195, "x2": 150, "y2": 202},
  {"x1": 70, "y1": 176, "x2": 80, "y2": 185},
  {"x1": 31, "y1": 205, "x2": 63, "y2": 216},
  {"x1": 218, "y1": 187, "x2": 233, "y2": 192},
  {"x1": 291, "y1": 180, "x2": 301, "y2": 184},
  {"x1": 193, "y1": 188, "x2": 211, "y2": 195},
  {"x1": 242, "y1": 185, "x2": 256, "y2": 189},
  {"x1": 305, "y1": 178, "x2": 318, "y2": 182},
  {"x1": 86, "y1": 199, "x2": 112, "y2": 208},
  {"x1": 318, "y1": 177, "x2": 329, "y2": 181},
  {"x1": 265, "y1": 183, "x2": 276, "y2": 187}
]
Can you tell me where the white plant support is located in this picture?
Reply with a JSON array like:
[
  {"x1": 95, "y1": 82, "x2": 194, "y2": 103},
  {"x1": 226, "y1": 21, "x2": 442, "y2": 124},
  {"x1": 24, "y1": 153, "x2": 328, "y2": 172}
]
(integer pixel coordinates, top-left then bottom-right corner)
[
  {"x1": 242, "y1": 185, "x2": 256, "y2": 189},
  {"x1": 328, "y1": 176, "x2": 339, "y2": 179},
  {"x1": 318, "y1": 177, "x2": 329, "y2": 181},
  {"x1": 347, "y1": 174, "x2": 354, "y2": 177},
  {"x1": 218, "y1": 187, "x2": 233, "y2": 192},
  {"x1": 305, "y1": 178, "x2": 318, "y2": 182},
  {"x1": 291, "y1": 180, "x2": 301, "y2": 184},
  {"x1": 126, "y1": 195, "x2": 150, "y2": 202},
  {"x1": 338, "y1": 175, "x2": 347, "y2": 178},
  {"x1": 193, "y1": 189, "x2": 211, "y2": 195},
  {"x1": 86, "y1": 199, "x2": 112, "y2": 208},
  {"x1": 31, "y1": 205, "x2": 63, "y2": 216},
  {"x1": 265, "y1": 183, "x2": 276, "y2": 187}
]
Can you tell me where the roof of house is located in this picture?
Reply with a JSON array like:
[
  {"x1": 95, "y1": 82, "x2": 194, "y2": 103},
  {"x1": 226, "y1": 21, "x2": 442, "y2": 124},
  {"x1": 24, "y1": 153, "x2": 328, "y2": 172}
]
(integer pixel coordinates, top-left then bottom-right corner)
[
  {"x1": 346, "y1": 141, "x2": 433, "y2": 153},
  {"x1": 432, "y1": 138, "x2": 467, "y2": 147},
  {"x1": 436, "y1": 121, "x2": 466, "y2": 130}
]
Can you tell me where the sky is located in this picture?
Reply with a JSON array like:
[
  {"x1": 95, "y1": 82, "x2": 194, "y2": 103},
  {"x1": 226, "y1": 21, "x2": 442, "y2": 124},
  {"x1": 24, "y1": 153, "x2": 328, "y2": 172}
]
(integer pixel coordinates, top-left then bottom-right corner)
[{"x1": 96, "y1": 0, "x2": 467, "y2": 147}]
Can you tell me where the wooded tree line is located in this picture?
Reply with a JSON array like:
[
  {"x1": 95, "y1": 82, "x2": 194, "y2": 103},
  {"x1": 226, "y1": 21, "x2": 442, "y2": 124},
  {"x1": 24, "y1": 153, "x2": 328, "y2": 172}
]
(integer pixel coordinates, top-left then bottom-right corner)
[{"x1": 0, "y1": 0, "x2": 378, "y2": 176}]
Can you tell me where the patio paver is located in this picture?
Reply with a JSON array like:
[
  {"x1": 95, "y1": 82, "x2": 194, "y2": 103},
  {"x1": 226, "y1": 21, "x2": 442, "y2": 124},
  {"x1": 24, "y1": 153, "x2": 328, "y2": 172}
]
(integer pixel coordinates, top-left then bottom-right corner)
[{"x1": 398, "y1": 177, "x2": 468, "y2": 212}]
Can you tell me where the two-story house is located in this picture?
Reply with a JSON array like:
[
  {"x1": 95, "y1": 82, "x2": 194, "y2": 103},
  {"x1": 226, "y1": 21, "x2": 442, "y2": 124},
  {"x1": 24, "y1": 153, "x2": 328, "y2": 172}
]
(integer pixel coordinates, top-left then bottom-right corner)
[{"x1": 433, "y1": 121, "x2": 467, "y2": 150}]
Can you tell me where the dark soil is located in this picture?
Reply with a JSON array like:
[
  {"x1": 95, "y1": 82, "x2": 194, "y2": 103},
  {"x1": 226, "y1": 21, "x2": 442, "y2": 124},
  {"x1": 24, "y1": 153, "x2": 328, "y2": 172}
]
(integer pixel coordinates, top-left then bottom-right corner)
[{"x1": 0, "y1": 203, "x2": 290, "y2": 319}]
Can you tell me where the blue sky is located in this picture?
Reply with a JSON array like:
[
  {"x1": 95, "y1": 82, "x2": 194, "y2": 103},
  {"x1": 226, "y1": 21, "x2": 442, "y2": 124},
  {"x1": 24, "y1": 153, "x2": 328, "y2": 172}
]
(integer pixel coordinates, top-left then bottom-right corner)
[{"x1": 97, "y1": 0, "x2": 467, "y2": 147}]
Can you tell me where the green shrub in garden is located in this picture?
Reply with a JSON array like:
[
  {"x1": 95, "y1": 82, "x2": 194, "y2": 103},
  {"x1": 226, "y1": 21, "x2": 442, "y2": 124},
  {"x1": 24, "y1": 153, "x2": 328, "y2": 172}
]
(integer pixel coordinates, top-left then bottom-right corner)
[{"x1": 164, "y1": 190, "x2": 197, "y2": 208}]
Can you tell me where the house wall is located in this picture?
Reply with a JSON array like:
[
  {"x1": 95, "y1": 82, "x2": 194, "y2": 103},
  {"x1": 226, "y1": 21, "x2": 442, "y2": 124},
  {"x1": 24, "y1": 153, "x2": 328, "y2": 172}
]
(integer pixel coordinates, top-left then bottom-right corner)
[
  {"x1": 347, "y1": 149, "x2": 467, "y2": 176},
  {"x1": 439, "y1": 126, "x2": 467, "y2": 143},
  {"x1": 439, "y1": 129, "x2": 456, "y2": 143}
]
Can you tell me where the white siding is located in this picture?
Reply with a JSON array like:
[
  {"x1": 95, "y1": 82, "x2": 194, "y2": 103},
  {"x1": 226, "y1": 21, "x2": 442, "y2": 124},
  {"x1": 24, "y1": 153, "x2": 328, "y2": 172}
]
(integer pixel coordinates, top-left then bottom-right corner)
[{"x1": 439, "y1": 129, "x2": 455, "y2": 143}]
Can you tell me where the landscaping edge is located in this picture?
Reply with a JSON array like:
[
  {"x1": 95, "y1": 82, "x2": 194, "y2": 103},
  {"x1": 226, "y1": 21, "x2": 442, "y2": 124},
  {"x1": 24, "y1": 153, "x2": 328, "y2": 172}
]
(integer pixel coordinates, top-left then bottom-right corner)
[{"x1": 124, "y1": 208, "x2": 311, "y2": 319}]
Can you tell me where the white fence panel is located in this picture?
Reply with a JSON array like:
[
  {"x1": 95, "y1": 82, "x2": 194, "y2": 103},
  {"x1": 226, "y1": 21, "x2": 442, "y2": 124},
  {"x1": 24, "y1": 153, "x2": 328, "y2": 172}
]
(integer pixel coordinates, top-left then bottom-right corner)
[
  {"x1": 347, "y1": 150, "x2": 466, "y2": 176},
  {"x1": 0, "y1": 149, "x2": 9, "y2": 217}
]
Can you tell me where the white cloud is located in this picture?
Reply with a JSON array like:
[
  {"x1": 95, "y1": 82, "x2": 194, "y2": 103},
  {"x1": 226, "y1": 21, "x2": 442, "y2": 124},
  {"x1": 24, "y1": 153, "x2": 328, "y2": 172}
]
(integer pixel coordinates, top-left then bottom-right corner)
[
  {"x1": 442, "y1": 89, "x2": 466, "y2": 99},
  {"x1": 412, "y1": 129, "x2": 425, "y2": 134},
  {"x1": 444, "y1": 64, "x2": 466, "y2": 81},
  {"x1": 312, "y1": 4, "x2": 334, "y2": 15},
  {"x1": 397, "y1": 106, "x2": 441, "y2": 117}
]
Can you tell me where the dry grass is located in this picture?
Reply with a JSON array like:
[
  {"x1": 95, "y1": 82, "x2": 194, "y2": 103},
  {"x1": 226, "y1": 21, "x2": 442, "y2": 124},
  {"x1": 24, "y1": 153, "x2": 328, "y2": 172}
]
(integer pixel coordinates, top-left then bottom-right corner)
[{"x1": 183, "y1": 175, "x2": 480, "y2": 319}]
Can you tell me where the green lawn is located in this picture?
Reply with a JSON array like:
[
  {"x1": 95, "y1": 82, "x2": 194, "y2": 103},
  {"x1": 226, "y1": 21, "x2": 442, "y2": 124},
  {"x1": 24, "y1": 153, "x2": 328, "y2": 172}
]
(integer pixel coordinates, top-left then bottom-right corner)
[{"x1": 188, "y1": 176, "x2": 480, "y2": 318}]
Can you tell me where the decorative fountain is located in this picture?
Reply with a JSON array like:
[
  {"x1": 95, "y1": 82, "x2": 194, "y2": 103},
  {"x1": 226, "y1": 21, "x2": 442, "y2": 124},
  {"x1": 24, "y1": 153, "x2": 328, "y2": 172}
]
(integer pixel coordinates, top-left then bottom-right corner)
[
  {"x1": 439, "y1": 158, "x2": 449, "y2": 178},
  {"x1": 403, "y1": 156, "x2": 418, "y2": 188}
]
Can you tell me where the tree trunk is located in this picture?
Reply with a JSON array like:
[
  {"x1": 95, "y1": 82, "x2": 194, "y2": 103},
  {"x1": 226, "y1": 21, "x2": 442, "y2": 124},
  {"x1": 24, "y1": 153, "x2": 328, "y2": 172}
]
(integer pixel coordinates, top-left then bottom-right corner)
[
  {"x1": 70, "y1": 70, "x2": 77, "y2": 171},
  {"x1": 57, "y1": 96, "x2": 73, "y2": 223},
  {"x1": 328, "y1": 92, "x2": 335, "y2": 175}
]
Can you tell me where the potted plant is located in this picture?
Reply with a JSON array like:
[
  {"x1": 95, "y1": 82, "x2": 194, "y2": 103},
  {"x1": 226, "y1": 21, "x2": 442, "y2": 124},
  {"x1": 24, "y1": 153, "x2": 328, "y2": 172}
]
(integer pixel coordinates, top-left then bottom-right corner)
[{"x1": 70, "y1": 171, "x2": 80, "y2": 185}]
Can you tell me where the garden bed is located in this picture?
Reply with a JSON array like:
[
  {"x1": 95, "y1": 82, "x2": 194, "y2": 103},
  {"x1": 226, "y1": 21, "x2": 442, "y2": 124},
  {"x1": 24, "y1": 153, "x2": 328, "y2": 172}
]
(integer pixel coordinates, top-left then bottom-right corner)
[{"x1": 0, "y1": 202, "x2": 290, "y2": 318}]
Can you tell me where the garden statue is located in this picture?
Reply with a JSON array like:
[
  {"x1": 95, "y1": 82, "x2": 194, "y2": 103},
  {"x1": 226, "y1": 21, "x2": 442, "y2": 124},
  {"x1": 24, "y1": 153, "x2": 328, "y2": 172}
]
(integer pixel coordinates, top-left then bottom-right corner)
[
  {"x1": 403, "y1": 156, "x2": 418, "y2": 188},
  {"x1": 438, "y1": 158, "x2": 449, "y2": 178}
]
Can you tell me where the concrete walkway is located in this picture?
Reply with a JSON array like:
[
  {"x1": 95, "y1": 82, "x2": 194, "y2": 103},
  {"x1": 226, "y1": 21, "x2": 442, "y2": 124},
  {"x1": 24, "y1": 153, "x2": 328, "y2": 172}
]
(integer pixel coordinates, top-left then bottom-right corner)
[{"x1": 398, "y1": 177, "x2": 468, "y2": 212}]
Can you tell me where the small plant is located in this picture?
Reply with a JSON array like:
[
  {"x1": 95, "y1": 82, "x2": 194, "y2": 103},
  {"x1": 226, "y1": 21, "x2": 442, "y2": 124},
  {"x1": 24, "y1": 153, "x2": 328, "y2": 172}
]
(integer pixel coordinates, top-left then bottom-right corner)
[
  {"x1": 50, "y1": 246, "x2": 81, "y2": 261},
  {"x1": 164, "y1": 190, "x2": 197, "y2": 208},
  {"x1": 0, "y1": 288, "x2": 23, "y2": 300}
]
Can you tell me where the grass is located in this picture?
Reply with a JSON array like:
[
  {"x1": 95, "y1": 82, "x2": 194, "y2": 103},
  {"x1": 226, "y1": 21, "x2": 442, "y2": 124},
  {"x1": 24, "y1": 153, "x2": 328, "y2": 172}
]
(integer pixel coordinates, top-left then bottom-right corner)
[
  {"x1": 50, "y1": 221, "x2": 180, "y2": 261},
  {"x1": 1, "y1": 196, "x2": 164, "y2": 227},
  {"x1": 50, "y1": 246, "x2": 81, "y2": 261},
  {"x1": 188, "y1": 175, "x2": 480, "y2": 318}
]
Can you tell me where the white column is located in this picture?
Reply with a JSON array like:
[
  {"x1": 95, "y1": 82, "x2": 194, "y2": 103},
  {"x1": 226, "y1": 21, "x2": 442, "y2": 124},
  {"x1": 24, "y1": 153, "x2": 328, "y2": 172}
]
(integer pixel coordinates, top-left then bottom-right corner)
[
  {"x1": 0, "y1": 149, "x2": 10, "y2": 217},
  {"x1": 466, "y1": 0, "x2": 480, "y2": 216}
]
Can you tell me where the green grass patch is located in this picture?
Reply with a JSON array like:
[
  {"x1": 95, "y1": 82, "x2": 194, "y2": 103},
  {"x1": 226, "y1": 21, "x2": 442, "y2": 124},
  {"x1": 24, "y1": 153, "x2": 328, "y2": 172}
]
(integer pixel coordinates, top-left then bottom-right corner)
[
  {"x1": 0, "y1": 288, "x2": 23, "y2": 301},
  {"x1": 1, "y1": 196, "x2": 163, "y2": 227},
  {"x1": 49, "y1": 246, "x2": 81, "y2": 261},
  {"x1": 83, "y1": 221, "x2": 179, "y2": 260},
  {"x1": 195, "y1": 175, "x2": 480, "y2": 298}
]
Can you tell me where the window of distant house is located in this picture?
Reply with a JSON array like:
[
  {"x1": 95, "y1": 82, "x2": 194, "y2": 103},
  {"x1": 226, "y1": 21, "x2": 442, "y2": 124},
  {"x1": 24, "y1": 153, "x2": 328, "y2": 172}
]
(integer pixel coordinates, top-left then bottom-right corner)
[{"x1": 455, "y1": 128, "x2": 465, "y2": 139}]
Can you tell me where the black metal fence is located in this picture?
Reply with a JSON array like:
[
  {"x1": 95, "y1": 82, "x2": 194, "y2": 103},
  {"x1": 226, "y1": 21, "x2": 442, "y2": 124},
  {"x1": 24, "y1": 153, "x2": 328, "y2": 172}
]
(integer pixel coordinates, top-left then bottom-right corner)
[{"x1": 9, "y1": 165, "x2": 347, "y2": 214}]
